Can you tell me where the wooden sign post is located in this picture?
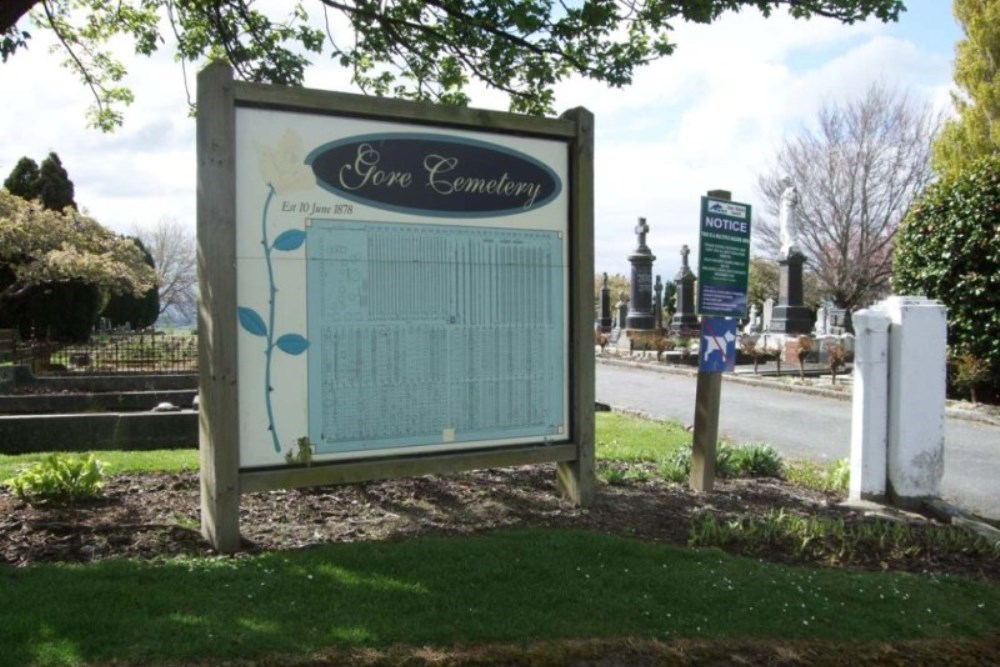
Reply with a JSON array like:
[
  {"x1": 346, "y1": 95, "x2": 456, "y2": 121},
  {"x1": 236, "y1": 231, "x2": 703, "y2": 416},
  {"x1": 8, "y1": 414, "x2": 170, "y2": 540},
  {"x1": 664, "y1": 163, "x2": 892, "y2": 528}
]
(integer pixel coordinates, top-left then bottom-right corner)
[{"x1": 690, "y1": 189, "x2": 751, "y2": 492}]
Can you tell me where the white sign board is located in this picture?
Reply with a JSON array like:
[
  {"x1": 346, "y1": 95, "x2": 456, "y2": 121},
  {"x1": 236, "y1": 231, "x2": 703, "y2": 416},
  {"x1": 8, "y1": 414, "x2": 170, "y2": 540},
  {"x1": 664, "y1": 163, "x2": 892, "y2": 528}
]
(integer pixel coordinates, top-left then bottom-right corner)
[{"x1": 233, "y1": 109, "x2": 570, "y2": 468}]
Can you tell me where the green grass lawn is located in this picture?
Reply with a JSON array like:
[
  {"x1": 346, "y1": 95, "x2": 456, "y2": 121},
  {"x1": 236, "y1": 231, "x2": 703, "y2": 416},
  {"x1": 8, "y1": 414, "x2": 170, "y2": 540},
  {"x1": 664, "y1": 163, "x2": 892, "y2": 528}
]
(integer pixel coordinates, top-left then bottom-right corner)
[
  {"x1": 3, "y1": 529, "x2": 998, "y2": 667},
  {"x1": 0, "y1": 449, "x2": 198, "y2": 482},
  {"x1": 2, "y1": 413, "x2": 998, "y2": 666},
  {"x1": 0, "y1": 412, "x2": 688, "y2": 483},
  {"x1": 594, "y1": 411, "x2": 690, "y2": 462}
]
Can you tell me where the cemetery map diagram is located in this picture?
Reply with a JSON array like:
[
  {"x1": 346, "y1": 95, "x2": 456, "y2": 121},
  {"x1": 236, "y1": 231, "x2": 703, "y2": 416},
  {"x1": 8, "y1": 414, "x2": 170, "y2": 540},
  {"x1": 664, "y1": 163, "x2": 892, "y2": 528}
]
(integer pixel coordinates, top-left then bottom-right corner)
[{"x1": 306, "y1": 219, "x2": 566, "y2": 455}]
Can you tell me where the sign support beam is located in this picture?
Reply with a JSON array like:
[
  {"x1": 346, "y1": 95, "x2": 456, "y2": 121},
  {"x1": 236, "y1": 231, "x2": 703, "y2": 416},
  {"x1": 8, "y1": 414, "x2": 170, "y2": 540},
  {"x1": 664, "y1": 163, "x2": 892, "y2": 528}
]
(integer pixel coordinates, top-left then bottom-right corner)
[
  {"x1": 557, "y1": 106, "x2": 596, "y2": 506},
  {"x1": 197, "y1": 62, "x2": 242, "y2": 552}
]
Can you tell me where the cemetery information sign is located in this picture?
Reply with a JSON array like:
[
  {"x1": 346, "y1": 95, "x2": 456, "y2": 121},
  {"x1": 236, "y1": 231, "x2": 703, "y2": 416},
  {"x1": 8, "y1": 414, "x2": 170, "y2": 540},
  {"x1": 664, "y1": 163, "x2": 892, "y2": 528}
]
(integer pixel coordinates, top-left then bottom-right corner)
[
  {"x1": 696, "y1": 196, "x2": 752, "y2": 317},
  {"x1": 234, "y1": 111, "x2": 570, "y2": 468},
  {"x1": 197, "y1": 63, "x2": 594, "y2": 551}
]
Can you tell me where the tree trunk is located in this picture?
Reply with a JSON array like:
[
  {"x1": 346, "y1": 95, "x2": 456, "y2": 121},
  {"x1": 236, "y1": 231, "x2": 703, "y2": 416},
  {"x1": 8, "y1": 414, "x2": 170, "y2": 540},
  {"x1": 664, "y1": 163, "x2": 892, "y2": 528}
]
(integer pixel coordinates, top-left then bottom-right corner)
[{"x1": 837, "y1": 302, "x2": 855, "y2": 335}]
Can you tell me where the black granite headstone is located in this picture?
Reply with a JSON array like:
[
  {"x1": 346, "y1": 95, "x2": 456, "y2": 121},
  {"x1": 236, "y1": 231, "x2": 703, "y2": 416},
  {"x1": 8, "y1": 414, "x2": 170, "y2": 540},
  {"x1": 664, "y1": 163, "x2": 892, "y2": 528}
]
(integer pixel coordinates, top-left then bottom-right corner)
[
  {"x1": 626, "y1": 217, "x2": 656, "y2": 330},
  {"x1": 598, "y1": 272, "x2": 613, "y2": 332},
  {"x1": 671, "y1": 244, "x2": 699, "y2": 333},
  {"x1": 769, "y1": 252, "x2": 813, "y2": 334},
  {"x1": 653, "y1": 275, "x2": 663, "y2": 330}
]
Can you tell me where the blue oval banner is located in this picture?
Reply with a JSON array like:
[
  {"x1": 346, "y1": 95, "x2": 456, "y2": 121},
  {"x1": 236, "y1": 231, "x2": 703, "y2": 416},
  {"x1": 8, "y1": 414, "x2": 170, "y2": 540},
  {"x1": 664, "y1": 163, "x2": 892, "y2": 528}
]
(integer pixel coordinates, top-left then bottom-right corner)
[{"x1": 305, "y1": 133, "x2": 561, "y2": 217}]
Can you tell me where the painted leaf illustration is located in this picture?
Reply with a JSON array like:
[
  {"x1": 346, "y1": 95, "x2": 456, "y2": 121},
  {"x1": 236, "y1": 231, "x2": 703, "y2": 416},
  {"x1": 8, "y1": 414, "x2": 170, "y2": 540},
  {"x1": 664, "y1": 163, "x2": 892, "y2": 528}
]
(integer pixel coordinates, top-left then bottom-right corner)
[
  {"x1": 273, "y1": 229, "x2": 306, "y2": 251},
  {"x1": 237, "y1": 306, "x2": 268, "y2": 337},
  {"x1": 276, "y1": 333, "x2": 310, "y2": 355}
]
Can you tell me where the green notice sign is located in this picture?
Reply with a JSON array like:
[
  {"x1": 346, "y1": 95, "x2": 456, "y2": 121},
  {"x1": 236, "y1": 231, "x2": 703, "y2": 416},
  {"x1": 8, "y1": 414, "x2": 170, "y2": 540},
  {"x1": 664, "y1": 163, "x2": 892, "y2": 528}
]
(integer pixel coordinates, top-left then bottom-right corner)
[{"x1": 697, "y1": 196, "x2": 752, "y2": 317}]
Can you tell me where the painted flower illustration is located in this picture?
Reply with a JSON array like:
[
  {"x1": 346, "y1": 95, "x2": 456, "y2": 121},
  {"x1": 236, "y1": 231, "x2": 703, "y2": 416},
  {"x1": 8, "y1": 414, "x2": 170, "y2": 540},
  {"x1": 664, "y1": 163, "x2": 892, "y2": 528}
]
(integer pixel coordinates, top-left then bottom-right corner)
[
  {"x1": 255, "y1": 129, "x2": 315, "y2": 194},
  {"x1": 238, "y1": 181, "x2": 310, "y2": 454}
]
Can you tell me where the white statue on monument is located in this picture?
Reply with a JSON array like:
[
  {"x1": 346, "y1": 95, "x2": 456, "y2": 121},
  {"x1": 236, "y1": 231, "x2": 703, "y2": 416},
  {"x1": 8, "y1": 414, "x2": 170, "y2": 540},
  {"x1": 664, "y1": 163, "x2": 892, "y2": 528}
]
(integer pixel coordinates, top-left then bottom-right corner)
[{"x1": 778, "y1": 177, "x2": 801, "y2": 259}]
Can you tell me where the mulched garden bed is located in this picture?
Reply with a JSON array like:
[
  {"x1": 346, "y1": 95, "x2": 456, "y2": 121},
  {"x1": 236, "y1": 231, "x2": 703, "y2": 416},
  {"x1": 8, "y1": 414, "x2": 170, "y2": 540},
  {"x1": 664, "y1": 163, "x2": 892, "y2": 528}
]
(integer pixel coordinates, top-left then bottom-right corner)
[{"x1": 2, "y1": 465, "x2": 998, "y2": 582}]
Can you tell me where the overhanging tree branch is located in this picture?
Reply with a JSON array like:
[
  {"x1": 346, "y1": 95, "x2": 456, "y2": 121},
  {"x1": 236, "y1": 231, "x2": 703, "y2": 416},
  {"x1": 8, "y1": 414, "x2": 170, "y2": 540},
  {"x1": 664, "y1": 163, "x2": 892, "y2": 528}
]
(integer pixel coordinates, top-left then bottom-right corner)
[{"x1": 2, "y1": 0, "x2": 906, "y2": 129}]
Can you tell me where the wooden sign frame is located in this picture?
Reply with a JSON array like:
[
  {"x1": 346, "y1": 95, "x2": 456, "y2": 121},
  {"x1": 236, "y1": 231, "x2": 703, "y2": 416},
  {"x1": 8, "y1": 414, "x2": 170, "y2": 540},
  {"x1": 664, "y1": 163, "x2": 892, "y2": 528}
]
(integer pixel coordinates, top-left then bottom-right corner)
[{"x1": 197, "y1": 62, "x2": 594, "y2": 552}]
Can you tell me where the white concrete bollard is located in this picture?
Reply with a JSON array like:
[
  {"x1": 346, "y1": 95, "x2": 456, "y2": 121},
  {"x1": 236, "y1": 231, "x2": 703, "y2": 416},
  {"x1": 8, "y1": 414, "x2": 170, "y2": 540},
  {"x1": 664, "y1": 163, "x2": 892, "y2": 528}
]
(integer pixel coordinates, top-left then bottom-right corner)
[
  {"x1": 849, "y1": 308, "x2": 890, "y2": 501},
  {"x1": 878, "y1": 296, "x2": 948, "y2": 505}
]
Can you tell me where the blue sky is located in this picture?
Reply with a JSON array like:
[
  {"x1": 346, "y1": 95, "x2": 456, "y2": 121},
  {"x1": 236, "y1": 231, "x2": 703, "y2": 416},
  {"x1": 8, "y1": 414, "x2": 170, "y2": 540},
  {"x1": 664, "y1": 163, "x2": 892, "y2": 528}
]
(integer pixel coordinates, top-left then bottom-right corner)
[{"x1": 0, "y1": 1, "x2": 961, "y2": 281}]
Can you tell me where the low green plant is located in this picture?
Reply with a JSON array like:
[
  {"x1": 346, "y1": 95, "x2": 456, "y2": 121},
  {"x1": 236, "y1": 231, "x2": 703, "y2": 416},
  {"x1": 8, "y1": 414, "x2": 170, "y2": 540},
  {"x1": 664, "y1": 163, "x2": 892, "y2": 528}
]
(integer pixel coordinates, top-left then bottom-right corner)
[
  {"x1": 731, "y1": 443, "x2": 785, "y2": 478},
  {"x1": 599, "y1": 465, "x2": 629, "y2": 486},
  {"x1": 951, "y1": 351, "x2": 991, "y2": 403},
  {"x1": 657, "y1": 448, "x2": 691, "y2": 484},
  {"x1": 284, "y1": 436, "x2": 315, "y2": 465},
  {"x1": 624, "y1": 467, "x2": 651, "y2": 483},
  {"x1": 5, "y1": 453, "x2": 105, "y2": 503},
  {"x1": 714, "y1": 442, "x2": 737, "y2": 478},
  {"x1": 689, "y1": 509, "x2": 1000, "y2": 565},
  {"x1": 825, "y1": 457, "x2": 850, "y2": 493},
  {"x1": 656, "y1": 442, "x2": 741, "y2": 483},
  {"x1": 786, "y1": 459, "x2": 850, "y2": 494},
  {"x1": 599, "y1": 461, "x2": 655, "y2": 485}
]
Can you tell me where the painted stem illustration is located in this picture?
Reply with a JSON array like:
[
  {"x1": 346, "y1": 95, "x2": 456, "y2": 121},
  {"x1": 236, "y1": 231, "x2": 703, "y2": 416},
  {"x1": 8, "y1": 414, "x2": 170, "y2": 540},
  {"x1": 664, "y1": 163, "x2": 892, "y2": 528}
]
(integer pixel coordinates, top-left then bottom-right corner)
[{"x1": 238, "y1": 183, "x2": 310, "y2": 453}]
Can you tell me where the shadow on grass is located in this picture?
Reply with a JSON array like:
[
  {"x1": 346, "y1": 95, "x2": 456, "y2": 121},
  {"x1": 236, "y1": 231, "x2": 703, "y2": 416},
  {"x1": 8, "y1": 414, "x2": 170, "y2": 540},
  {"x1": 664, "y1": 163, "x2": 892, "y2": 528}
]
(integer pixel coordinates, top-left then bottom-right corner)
[{"x1": 3, "y1": 529, "x2": 1000, "y2": 666}]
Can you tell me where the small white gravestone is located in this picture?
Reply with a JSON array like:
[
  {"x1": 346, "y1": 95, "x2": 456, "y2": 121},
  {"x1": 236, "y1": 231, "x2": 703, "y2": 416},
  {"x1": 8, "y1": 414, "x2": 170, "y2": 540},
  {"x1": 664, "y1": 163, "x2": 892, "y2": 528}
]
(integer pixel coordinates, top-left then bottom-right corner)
[
  {"x1": 743, "y1": 304, "x2": 761, "y2": 334},
  {"x1": 814, "y1": 306, "x2": 828, "y2": 336},
  {"x1": 839, "y1": 332, "x2": 855, "y2": 357},
  {"x1": 762, "y1": 298, "x2": 775, "y2": 332}
]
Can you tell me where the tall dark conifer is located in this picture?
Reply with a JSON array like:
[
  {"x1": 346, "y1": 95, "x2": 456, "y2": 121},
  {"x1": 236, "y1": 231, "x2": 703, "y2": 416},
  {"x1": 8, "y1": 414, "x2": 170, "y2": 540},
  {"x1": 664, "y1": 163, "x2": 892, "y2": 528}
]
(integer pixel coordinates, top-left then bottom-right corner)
[
  {"x1": 3, "y1": 157, "x2": 40, "y2": 200},
  {"x1": 37, "y1": 152, "x2": 76, "y2": 211}
]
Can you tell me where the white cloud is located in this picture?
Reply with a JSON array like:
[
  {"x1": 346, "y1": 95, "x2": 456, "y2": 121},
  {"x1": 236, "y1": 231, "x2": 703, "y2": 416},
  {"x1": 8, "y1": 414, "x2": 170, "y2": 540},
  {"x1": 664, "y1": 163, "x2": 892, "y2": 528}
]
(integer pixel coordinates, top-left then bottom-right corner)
[
  {"x1": 552, "y1": 9, "x2": 958, "y2": 279},
  {"x1": 0, "y1": 28, "x2": 195, "y2": 236}
]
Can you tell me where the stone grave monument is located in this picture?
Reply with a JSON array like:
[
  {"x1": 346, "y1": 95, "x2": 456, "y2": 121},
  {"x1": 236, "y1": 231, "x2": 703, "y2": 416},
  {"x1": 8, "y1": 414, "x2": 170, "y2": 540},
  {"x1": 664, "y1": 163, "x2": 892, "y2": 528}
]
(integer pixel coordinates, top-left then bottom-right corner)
[
  {"x1": 769, "y1": 177, "x2": 813, "y2": 335},
  {"x1": 671, "y1": 244, "x2": 699, "y2": 333},
  {"x1": 653, "y1": 275, "x2": 664, "y2": 330},
  {"x1": 625, "y1": 217, "x2": 656, "y2": 330},
  {"x1": 762, "y1": 297, "x2": 775, "y2": 332},
  {"x1": 743, "y1": 303, "x2": 761, "y2": 334},
  {"x1": 615, "y1": 293, "x2": 628, "y2": 330},
  {"x1": 597, "y1": 272, "x2": 613, "y2": 333}
]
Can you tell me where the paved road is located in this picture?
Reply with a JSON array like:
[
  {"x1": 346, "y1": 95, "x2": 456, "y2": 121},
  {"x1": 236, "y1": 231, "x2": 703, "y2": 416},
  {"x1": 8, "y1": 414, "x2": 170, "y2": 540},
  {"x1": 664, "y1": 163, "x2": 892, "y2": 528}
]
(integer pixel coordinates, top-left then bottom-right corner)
[{"x1": 596, "y1": 362, "x2": 1000, "y2": 521}]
